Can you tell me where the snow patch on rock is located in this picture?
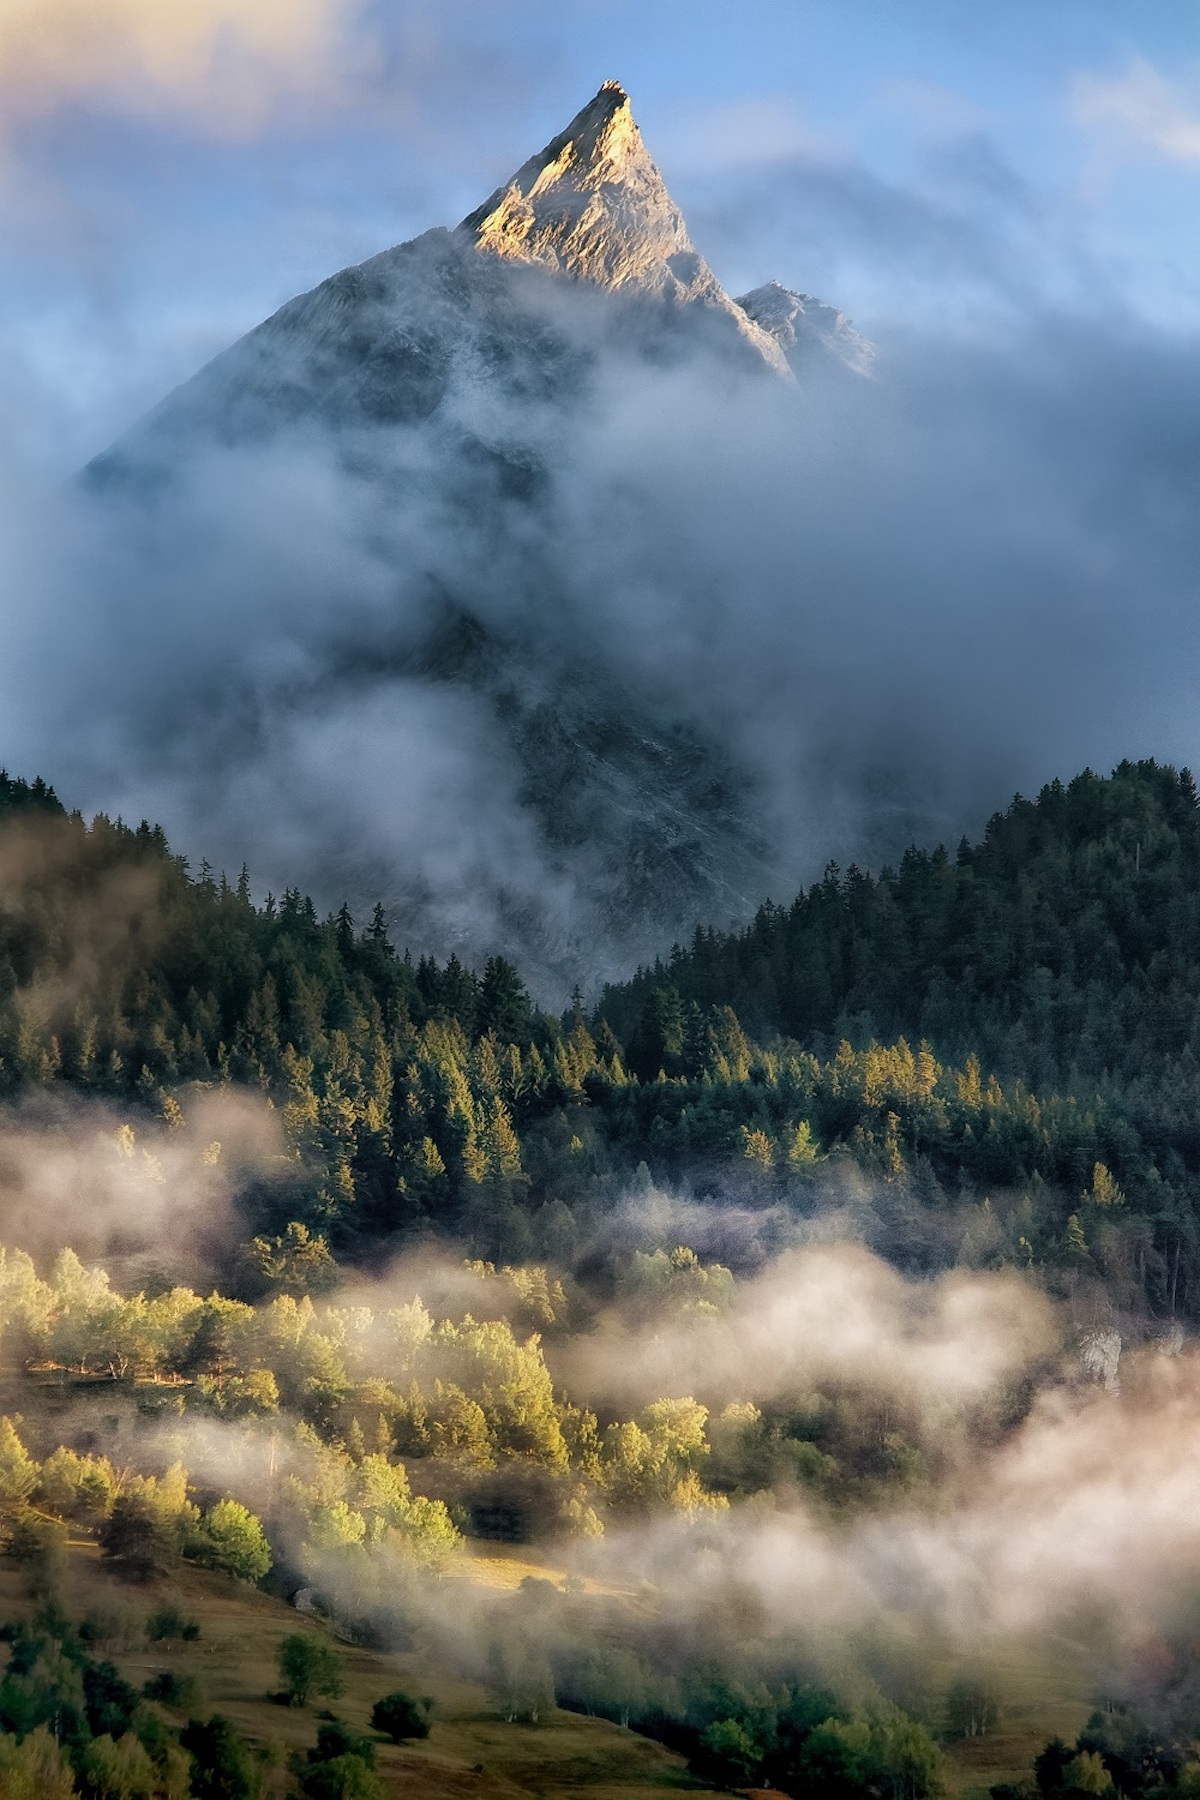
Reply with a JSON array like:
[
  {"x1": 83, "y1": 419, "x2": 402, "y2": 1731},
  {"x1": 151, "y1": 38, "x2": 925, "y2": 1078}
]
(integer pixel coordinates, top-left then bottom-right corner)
[{"x1": 736, "y1": 279, "x2": 876, "y2": 377}]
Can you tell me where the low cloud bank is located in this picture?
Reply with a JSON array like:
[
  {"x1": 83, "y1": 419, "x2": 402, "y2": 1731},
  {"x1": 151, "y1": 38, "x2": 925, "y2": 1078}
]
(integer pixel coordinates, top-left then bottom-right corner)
[{"x1": 0, "y1": 293, "x2": 1194, "y2": 996}]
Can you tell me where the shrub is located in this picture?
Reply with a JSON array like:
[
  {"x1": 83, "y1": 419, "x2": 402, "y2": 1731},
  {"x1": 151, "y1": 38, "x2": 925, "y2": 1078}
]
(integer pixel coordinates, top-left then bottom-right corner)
[
  {"x1": 146, "y1": 1600, "x2": 200, "y2": 1643},
  {"x1": 299, "y1": 1753, "x2": 381, "y2": 1800},
  {"x1": 4, "y1": 1512, "x2": 67, "y2": 1600},
  {"x1": 144, "y1": 1669, "x2": 201, "y2": 1707},
  {"x1": 80, "y1": 1605, "x2": 127, "y2": 1649},
  {"x1": 311, "y1": 1718, "x2": 376, "y2": 1765},
  {"x1": 371, "y1": 1689, "x2": 432, "y2": 1741},
  {"x1": 0, "y1": 1724, "x2": 76, "y2": 1800},
  {"x1": 82, "y1": 1730, "x2": 156, "y2": 1800},
  {"x1": 180, "y1": 1714, "x2": 257, "y2": 1800},
  {"x1": 100, "y1": 1496, "x2": 175, "y2": 1581},
  {"x1": 38, "y1": 1447, "x2": 119, "y2": 1524},
  {"x1": 694, "y1": 1717, "x2": 762, "y2": 1790},
  {"x1": 0, "y1": 1418, "x2": 38, "y2": 1510},
  {"x1": 82, "y1": 1658, "x2": 141, "y2": 1740},
  {"x1": 946, "y1": 1674, "x2": 1001, "y2": 1739}
]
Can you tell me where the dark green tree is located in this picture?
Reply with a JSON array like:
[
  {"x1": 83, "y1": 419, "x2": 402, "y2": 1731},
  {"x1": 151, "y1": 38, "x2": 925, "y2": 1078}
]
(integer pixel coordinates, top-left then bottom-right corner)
[
  {"x1": 180, "y1": 1714, "x2": 257, "y2": 1800},
  {"x1": 277, "y1": 1633, "x2": 344, "y2": 1707}
]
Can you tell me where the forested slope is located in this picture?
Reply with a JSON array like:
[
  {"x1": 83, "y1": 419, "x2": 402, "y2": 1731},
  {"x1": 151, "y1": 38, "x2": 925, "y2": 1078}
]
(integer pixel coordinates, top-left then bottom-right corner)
[
  {"x1": 1, "y1": 762, "x2": 1199, "y2": 1314},
  {"x1": 601, "y1": 759, "x2": 1200, "y2": 1086}
]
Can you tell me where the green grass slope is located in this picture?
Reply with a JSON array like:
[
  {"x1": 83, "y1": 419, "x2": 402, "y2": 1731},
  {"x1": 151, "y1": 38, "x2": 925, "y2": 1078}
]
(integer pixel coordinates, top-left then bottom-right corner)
[{"x1": 0, "y1": 1541, "x2": 712, "y2": 1799}]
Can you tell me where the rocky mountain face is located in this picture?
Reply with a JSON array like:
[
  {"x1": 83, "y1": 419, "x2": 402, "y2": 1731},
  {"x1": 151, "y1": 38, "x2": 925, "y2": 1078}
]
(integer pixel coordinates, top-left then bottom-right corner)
[
  {"x1": 736, "y1": 279, "x2": 876, "y2": 376},
  {"x1": 89, "y1": 82, "x2": 813, "y2": 483},
  {"x1": 461, "y1": 80, "x2": 789, "y2": 374},
  {"x1": 84, "y1": 83, "x2": 870, "y2": 989}
]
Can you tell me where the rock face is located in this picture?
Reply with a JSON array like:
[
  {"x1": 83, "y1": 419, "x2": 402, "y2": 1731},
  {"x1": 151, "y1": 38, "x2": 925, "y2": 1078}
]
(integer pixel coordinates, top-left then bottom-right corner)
[
  {"x1": 736, "y1": 279, "x2": 876, "y2": 377},
  {"x1": 1080, "y1": 1329, "x2": 1122, "y2": 1393},
  {"x1": 82, "y1": 83, "x2": 866, "y2": 986},
  {"x1": 461, "y1": 80, "x2": 789, "y2": 374}
]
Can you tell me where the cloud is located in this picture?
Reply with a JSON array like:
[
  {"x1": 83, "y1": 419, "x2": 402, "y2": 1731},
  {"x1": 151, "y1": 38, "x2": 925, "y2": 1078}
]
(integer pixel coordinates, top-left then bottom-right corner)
[
  {"x1": 0, "y1": 87, "x2": 1196, "y2": 994},
  {"x1": 872, "y1": 76, "x2": 994, "y2": 146},
  {"x1": 0, "y1": 0, "x2": 373, "y2": 131},
  {"x1": 554, "y1": 1244, "x2": 1058, "y2": 1422},
  {"x1": 656, "y1": 93, "x2": 833, "y2": 175},
  {"x1": 2, "y1": 258, "x2": 1197, "y2": 997},
  {"x1": 243, "y1": 1244, "x2": 1200, "y2": 1676},
  {"x1": 1071, "y1": 58, "x2": 1200, "y2": 168},
  {"x1": 678, "y1": 134, "x2": 1066, "y2": 332},
  {"x1": 0, "y1": 1087, "x2": 283, "y2": 1272}
]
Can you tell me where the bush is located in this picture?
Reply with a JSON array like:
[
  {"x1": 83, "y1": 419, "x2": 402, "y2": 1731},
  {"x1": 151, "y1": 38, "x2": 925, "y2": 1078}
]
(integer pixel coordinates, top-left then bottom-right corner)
[
  {"x1": 82, "y1": 1730, "x2": 156, "y2": 1800},
  {"x1": 0, "y1": 1645, "x2": 85, "y2": 1743},
  {"x1": 37, "y1": 1447, "x2": 118, "y2": 1525},
  {"x1": 693, "y1": 1717, "x2": 762, "y2": 1789},
  {"x1": 80, "y1": 1606, "x2": 123, "y2": 1648},
  {"x1": 946, "y1": 1674, "x2": 1001, "y2": 1739},
  {"x1": 300, "y1": 1720, "x2": 382, "y2": 1799},
  {"x1": 146, "y1": 1600, "x2": 200, "y2": 1643},
  {"x1": 144, "y1": 1669, "x2": 201, "y2": 1707},
  {"x1": 277, "y1": 1633, "x2": 344, "y2": 1707},
  {"x1": 312, "y1": 1718, "x2": 376, "y2": 1765},
  {"x1": 4, "y1": 1512, "x2": 67, "y2": 1602},
  {"x1": 0, "y1": 1724, "x2": 76, "y2": 1800},
  {"x1": 100, "y1": 1496, "x2": 175, "y2": 1581},
  {"x1": 4, "y1": 1511, "x2": 66, "y2": 1565},
  {"x1": 371, "y1": 1689, "x2": 432, "y2": 1741},
  {"x1": 299, "y1": 1753, "x2": 381, "y2": 1800},
  {"x1": 82, "y1": 1658, "x2": 141, "y2": 1740}
]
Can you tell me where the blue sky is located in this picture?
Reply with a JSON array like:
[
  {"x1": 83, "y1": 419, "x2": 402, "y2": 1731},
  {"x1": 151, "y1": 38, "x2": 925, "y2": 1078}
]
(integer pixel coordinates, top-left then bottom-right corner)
[{"x1": 0, "y1": 0, "x2": 1197, "y2": 465}]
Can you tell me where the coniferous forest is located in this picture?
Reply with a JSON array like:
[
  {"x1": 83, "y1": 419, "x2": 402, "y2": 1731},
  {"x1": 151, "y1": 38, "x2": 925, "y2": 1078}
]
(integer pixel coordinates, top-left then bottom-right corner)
[{"x1": 0, "y1": 760, "x2": 1198, "y2": 1315}]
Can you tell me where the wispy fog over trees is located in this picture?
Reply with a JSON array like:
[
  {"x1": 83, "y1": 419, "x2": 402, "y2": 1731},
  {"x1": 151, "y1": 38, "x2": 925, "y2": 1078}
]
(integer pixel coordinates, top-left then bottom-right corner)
[{"x1": 1, "y1": 765, "x2": 1200, "y2": 1795}]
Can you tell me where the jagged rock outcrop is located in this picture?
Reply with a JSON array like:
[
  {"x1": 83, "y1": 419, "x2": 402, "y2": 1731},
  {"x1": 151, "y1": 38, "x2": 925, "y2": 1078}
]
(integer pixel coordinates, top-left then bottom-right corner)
[
  {"x1": 461, "y1": 80, "x2": 788, "y2": 374},
  {"x1": 736, "y1": 279, "x2": 875, "y2": 377}
]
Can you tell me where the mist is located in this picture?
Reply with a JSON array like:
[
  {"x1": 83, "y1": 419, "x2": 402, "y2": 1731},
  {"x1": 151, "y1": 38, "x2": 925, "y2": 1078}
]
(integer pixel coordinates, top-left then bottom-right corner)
[
  {"x1": 1, "y1": 1136, "x2": 1198, "y2": 1785},
  {"x1": 0, "y1": 1088, "x2": 283, "y2": 1276},
  {"x1": 194, "y1": 1234, "x2": 1200, "y2": 1703},
  {"x1": 0, "y1": 287, "x2": 1194, "y2": 997}
]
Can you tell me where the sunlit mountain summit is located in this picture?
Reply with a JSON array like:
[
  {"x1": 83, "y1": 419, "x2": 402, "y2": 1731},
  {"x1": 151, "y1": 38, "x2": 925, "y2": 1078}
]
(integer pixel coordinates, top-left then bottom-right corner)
[
  {"x1": 461, "y1": 80, "x2": 790, "y2": 371},
  {"x1": 83, "y1": 85, "x2": 869, "y2": 987},
  {"x1": 90, "y1": 80, "x2": 865, "y2": 479}
]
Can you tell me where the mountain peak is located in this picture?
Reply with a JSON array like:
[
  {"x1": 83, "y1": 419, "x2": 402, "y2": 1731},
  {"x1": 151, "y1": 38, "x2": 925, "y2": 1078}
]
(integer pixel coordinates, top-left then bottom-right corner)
[
  {"x1": 736, "y1": 281, "x2": 877, "y2": 377},
  {"x1": 459, "y1": 81, "x2": 788, "y2": 371},
  {"x1": 459, "y1": 81, "x2": 680, "y2": 290}
]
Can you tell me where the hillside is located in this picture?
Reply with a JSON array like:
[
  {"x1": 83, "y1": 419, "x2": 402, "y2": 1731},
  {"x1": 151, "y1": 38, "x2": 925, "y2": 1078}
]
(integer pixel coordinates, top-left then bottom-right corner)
[
  {"x1": 0, "y1": 762, "x2": 1197, "y2": 1316},
  {"x1": 0, "y1": 1538, "x2": 720, "y2": 1799},
  {"x1": 598, "y1": 759, "x2": 1200, "y2": 1087},
  {"x1": 0, "y1": 763, "x2": 1189, "y2": 1800},
  {"x1": 0, "y1": 1533, "x2": 1099, "y2": 1800}
]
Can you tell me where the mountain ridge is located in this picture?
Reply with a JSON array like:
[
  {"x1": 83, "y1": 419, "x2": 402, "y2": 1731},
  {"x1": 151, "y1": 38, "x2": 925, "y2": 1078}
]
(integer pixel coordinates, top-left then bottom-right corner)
[{"x1": 87, "y1": 78, "x2": 868, "y2": 479}]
